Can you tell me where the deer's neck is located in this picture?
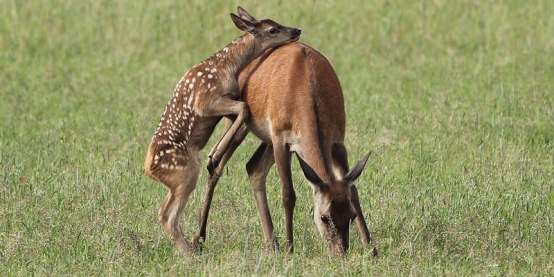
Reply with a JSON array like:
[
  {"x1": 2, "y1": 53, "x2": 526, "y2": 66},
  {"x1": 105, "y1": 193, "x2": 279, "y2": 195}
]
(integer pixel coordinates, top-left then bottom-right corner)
[{"x1": 207, "y1": 33, "x2": 264, "y2": 78}]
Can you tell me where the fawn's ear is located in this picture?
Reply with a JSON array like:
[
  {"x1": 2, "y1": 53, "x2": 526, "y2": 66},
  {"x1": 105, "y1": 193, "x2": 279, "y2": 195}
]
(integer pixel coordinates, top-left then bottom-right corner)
[
  {"x1": 231, "y1": 13, "x2": 255, "y2": 33},
  {"x1": 342, "y1": 151, "x2": 372, "y2": 185},
  {"x1": 237, "y1": 6, "x2": 258, "y2": 23}
]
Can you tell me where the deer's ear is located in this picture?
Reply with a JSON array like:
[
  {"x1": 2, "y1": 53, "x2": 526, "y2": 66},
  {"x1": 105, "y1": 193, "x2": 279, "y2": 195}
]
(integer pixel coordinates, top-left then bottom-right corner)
[
  {"x1": 296, "y1": 153, "x2": 326, "y2": 191},
  {"x1": 342, "y1": 151, "x2": 372, "y2": 184},
  {"x1": 237, "y1": 6, "x2": 258, "y2": 23}
]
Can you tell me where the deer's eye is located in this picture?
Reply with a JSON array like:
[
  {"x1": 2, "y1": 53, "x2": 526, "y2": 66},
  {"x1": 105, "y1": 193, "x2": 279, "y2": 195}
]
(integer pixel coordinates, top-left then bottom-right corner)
[
  {"x1": 268, "y1": 27, "x2": 277, "y2": 35},
  {"x1": 321, "y1": 215, "x2": 330, "y2": 224}
]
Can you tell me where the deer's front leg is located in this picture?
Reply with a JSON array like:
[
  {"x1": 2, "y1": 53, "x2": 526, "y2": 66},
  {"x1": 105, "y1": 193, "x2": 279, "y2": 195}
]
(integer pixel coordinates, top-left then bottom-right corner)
[
  {"x1": 272, "y1": 141, "x2": 295, "y2": 253},
  {"x1": 246, "y1": 143, "x2": 279, "y2": 251},
  {"x1": 202, "y1": 97, "x2": 250, "y2": 172}
]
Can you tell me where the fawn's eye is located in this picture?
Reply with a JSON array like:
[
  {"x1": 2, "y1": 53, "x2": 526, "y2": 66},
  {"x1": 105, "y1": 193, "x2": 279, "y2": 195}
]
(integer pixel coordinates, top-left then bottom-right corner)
[
  {"x1": 268, "y1": 27, "x2": 277, "y2": 35},
  {"x1": 321, "y1": 215, "x2": 330, "y2": 224}
]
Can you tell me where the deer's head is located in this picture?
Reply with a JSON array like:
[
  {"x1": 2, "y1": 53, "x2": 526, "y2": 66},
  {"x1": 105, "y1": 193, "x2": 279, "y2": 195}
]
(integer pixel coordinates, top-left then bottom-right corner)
[
  {"x1": 231, "y1": 6, "x2": 302, "y2": 50},
  {"x1": 297, "y1": 153, "x2": 370, "y2": 256}
]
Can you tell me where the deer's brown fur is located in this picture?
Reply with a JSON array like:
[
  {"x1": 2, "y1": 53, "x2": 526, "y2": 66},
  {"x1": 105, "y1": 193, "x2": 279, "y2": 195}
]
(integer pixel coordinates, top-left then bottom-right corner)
[{"x1": 196, "y1": 42, "x2": 373, "y2": 256}]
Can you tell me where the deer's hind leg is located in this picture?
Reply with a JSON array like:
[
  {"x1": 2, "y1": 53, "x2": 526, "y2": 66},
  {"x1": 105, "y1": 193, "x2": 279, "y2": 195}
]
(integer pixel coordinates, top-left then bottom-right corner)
[{"x1": 145, "y1": 145, "x2": 200, "y2": 257}]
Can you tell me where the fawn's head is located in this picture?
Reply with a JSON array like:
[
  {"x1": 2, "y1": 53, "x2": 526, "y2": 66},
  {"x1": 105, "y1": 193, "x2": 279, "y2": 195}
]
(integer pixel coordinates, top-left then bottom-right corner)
[
  {"x1": 231, "y1": 6, "x2": 302, "y2": 50},
  {"x1": 296, "y1": 153, "x2": 371, "y2": 256}
]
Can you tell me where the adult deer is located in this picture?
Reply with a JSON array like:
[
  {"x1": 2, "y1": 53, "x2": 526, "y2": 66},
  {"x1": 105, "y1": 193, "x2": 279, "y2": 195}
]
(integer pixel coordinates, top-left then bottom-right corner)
[
  {"x1": 193, "y1": 40, "x2": 374, "y2": 256},
  {"x1": 144, "y1": 7, "x2": 301, "y2": 257}
]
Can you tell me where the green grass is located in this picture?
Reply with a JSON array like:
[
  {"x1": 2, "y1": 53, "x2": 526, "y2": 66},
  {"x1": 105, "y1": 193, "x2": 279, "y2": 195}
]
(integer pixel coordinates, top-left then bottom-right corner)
[{"x1": 1, "y1": 0, "x2": 553, "y2": 275}]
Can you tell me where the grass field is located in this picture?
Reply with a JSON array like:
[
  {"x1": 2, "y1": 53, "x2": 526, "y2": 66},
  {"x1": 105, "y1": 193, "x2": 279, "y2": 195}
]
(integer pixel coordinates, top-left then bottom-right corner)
[{"x1": 1, "y1": 0, "x2": 553, "y2": 275}]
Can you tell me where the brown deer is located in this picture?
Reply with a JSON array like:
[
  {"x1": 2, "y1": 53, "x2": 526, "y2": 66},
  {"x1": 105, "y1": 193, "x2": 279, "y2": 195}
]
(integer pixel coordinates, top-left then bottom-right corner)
[
  {"x1": 144, "y1": 7, "x2": 301, "y2": 257},
  {"x1": 193, "y1": 40, "x2": 374, "y2": 256}
]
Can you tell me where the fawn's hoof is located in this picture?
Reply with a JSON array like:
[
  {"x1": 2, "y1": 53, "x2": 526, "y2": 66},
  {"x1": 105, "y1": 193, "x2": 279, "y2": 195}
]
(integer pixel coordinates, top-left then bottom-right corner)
[
  {"x1": 206, "y1": 156, "x2": 220, "y2": 174},
  {"x1": 191, "y1": 237, "x2": 204, "y2": 254}
]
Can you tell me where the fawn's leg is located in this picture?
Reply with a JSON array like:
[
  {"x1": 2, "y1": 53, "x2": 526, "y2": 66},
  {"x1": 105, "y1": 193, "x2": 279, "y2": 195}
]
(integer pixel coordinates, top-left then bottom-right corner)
[
  {"x1": 149, "y1": 149, "x2": 200, "y2": 258},
  {"x1": 193, "y1": 119, "x2": 249, "y2": 249},
  {"x1": 201, "y1": 97, "x2": 250, "y2": 170}
]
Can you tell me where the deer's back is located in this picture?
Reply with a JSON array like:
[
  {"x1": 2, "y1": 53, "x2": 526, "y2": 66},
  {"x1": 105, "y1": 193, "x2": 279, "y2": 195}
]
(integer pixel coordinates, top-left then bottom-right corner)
[{"x1": 239, "y1": 42, "x2": 345, "y2": 178}]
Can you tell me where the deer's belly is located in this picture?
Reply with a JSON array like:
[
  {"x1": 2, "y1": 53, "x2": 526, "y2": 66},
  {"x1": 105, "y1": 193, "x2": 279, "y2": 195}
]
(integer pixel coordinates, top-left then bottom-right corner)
[
  {"x1": 247, "y1": 117, "x2": 304, "y2": 156},
  {"x1": 247, "y1": 117, "x2": 273, "y2": 143}
]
